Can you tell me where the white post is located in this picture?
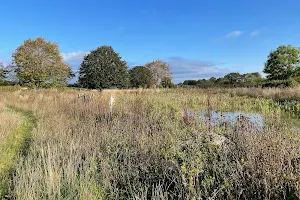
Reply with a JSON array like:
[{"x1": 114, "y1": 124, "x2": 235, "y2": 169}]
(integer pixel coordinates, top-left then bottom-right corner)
[{"x1": 109, "y1": 95, "x2": 114, "y2": 115}]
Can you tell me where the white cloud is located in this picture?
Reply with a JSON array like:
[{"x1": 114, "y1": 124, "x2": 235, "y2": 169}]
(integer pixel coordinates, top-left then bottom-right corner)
[
  {"x1": 168, "y1": 57, "x2": 229, "y2": 83},
  {"x1": 225, "y1": 31, "x2": 243, "y2": 38},
  {"x1": 61, "y1": 51, "x2": 88, "y2": 63},
  {"x1": 250, "y1": 30, "x2": 260, "y2": 37}
]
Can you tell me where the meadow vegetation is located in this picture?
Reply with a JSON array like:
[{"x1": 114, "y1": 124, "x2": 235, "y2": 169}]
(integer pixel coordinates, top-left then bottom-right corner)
[
  {"x1": 0, "y1": 87, "x2": 299, "y2": 199},
  {"x1": 0, "y1": 38, "x2": 300, "y2": 199},
  {"x1": 0, "y1": 102, "x2": 35, "y2": 197}
]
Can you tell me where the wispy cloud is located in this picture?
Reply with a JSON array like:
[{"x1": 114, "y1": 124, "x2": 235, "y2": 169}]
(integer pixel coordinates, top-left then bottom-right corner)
[
  {"x1": 61, "y1": 51, "x2": 89, "y2": 80},
  {"x1": 225, "y1": 31, "x2": 243, "y2": 38},
  {"x1": 167, "y1": 57, "x2": 229, "y2": 83},
  {"x1": 61, "y1": 51, "x2": 88, "y2": 63},
  {"x1": 250, "y1": 30, "x2": 260, "y2": 37},
  {"x1": 127, "y1": 62, "x2": 139, "y2": 68}
]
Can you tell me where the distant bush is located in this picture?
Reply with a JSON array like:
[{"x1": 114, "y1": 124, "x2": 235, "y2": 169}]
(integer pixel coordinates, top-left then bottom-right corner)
[
  {"x1": 262, "y1": 79, "x2": 299, "y2": 88},
  {"x1": 180, "y1": 79, "x2": 300, "y2": 89},
  {"x1": 0, "y1": 81, "x2": 18, "y2": 86}
]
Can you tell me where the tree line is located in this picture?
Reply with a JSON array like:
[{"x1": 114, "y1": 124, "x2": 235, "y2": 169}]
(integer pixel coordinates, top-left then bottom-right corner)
[
  {"x1": 0, "y1": 38, "x2": 172, "y2": 89},
  {"x1": 181, "y1": 45, "x2": 300, "y2": 88},
  {"x1": 1, "y1": 38, "x2": 300, "y2": 89}
]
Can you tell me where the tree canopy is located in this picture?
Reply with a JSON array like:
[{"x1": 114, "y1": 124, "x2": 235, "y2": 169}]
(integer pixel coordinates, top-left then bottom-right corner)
[
  {"x1": 78, "y1": 46, "x2": 129, "y2": 89},
  {"x1": 12, "y1": 38, "x2": 73, "y2": 87},
  {"x1": 180, "y1": 71, "x2": 265, "y2": 88},
  {"x1": 224, "y1": 72, "x2": 244, "y2": 84},
  {"x1": 145, "y1": 60, "x2": 171, "y2": 87},
  {"x1": 263, "y1": 45, "x2": 300, "y2": 80},
  {"x1": 161, "y1": 76, "x2": 174, "y2": 88},
  {"x1": 129, "y1": 66, "x2": 152, "y2": 88},
  {"x1": 4, "y1": 39, "x2": 300, "y2": 89}
]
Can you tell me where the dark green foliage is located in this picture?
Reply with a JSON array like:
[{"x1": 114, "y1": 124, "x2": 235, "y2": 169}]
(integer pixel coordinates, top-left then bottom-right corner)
[
  {"x1": 129, "y1": 66, "x2": 152, "y2": 88},
  {"x1": 78, "y1": 46, "x2": 129, "y2": 89},
  {"x1": 183, "y1": 80, "x2": 198, "y2": 86},
  {"x1": 197, "y1": 79, "x2": 216, "y2": 88},
  {"x1": 224, "y1": 72, "x2": 244, "y2": 84},
  {"x1": 180, "y1": 72, "x2": 265, "y2": 88},
  {"x1": 244, "y1": 72, "x2": 263, "y2": 83},
  {"x1": 0, "y1": 81, "x2": 18, "y2": 86},
  {"x1": 264, "y1": 45, "x2": 300, "y2": 80},
  {"x1": 262, "y1": 79, "x2": 299, "y2": 88},
  {"x1": 180, "y1": 45, "x2": 300, "y2": 89},
  {"x1": 161, "y1": 77, "x2": 174, "y2": 88},
  {"x1": 209, "y1": 77, "x2": 217, "y2": 82}
]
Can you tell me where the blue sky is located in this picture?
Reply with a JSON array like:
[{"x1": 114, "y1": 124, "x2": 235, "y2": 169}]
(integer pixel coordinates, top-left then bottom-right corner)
[{"x1": 1, "y1": 0, "x2": 300, "y2": 83}]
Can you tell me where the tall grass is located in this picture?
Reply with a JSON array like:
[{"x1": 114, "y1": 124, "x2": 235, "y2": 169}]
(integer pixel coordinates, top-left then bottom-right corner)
[
  {"x1": 213, "y1": 87, "x2": 300, "y2": 102},
  {"x1": 0, "y1": 103, "x2": 36, "y2": 198},
  {"x1": 0, "y1": 87, "x2": 299, "y2": 199}
]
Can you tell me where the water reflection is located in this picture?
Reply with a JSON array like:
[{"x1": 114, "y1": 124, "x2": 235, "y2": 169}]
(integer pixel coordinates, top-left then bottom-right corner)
[
  {"x1": 184, "y1": 108, "x2": 300, "y2": 131},
  {"x1": 199, "y1": 111, "x2": 264, "y2": 128}
]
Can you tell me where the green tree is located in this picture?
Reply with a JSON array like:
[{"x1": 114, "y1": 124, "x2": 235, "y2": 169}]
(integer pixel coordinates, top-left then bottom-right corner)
[
  {"x1": 243, "y1": 72, "x2": 263, "y2": 84},
  {"x1": 183, "y1": 80, "x2": 198, "y2": 86},
  {"x1": 263, "y1": 45, "x2": 300, "y2": 80},
  {"x1": 224, "y1": 72, "x2": 243, "y2": 84},
  {"x1": 78, "y1": 46, "x2": 129, "y2": 89},
  {"x1": 243, "y1": 72, "x2": 262, "y2": 81},
  {"x1": 209, "y1": 77, "x2": 217, "y2": 83},
  {"x1": 161, "y1": 76, "x2": 174, "y2": 88},
  {"x1": 129, "y1": 66, "x2": 152, "y2": 88},
  {"x1": 12, "y1": 38, "x2": 73, "y2": 87},
  {"x1": 145, "y1": 60, "x2": 171, "y2": 87}
]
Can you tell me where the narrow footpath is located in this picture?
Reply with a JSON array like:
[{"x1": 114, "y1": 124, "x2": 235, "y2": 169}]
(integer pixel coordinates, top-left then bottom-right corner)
[{"x1": 0, "y1": 106, "x2": 36, "y2": 199}]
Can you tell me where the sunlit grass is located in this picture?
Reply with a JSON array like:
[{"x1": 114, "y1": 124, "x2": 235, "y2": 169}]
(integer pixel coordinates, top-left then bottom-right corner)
[
  {"x1": 0, "y1": 104, "x2": 35, "y2": 198},
  {"x1": 0, "y1": 86, "x2": 299, "y2": 199}
]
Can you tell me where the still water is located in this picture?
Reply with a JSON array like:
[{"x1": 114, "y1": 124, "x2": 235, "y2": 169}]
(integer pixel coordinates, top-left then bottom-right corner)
[{"x1": 186, "y1": 109, "x2": 300, "y2": 130}]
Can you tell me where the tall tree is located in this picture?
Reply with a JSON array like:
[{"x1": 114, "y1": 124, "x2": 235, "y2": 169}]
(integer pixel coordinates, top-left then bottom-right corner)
[
  {"x1": 145, "y1": 60, "x2": 171, "y2": 87},
  {"x1": 78, "y1": 46, "x2": 129, "y2": 89},
  {"x1": 12, "y1": 38, "x2": 73, "y2": 87},
  {"x1": 129, "y1": 66, "x2": 152, "y2": 88},
  {"x1": 263, "y1": 45, "x2": 300, "y2": 80}
]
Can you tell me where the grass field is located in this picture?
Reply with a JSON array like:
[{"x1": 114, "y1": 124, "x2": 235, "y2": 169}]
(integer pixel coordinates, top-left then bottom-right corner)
[{"x1": 0, "y1": 87, "x2": 300, "y2": 199}]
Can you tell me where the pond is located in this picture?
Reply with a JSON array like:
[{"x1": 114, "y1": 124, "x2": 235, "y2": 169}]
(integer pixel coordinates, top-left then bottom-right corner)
[
  {"x1": 199, "y1": 110, "x2": 263, "y2": 128},
  {"x1": 185, "y1": 109, "x2": 300, "y2": 130}
]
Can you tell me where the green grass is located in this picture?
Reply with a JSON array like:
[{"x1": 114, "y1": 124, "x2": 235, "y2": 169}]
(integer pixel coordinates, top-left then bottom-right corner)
[{"x1": 0, "y1": 106, "x2": 36, "y2": 199}]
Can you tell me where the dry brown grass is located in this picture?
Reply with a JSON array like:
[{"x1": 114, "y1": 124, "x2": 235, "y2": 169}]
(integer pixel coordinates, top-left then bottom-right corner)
[
  {"x1": 0, "y1": 87, "x2": 299, "y2": 199},
  {"x1": 214, "y1": 87, "x2": 300, "y2": 102}
]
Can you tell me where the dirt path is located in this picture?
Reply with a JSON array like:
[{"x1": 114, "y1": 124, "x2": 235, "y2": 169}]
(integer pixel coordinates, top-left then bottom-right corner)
[{"x1": 0, "y1": 106, "x2": 36, "y2": 198}]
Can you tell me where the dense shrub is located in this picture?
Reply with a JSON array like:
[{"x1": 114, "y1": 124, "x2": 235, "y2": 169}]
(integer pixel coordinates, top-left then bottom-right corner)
[
  {"x1": 262, "y1": 79, "x2": 299, "y2": 88},
  {"x1": 0, "y1": 81, "x2": 18, "y2": 86}
]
